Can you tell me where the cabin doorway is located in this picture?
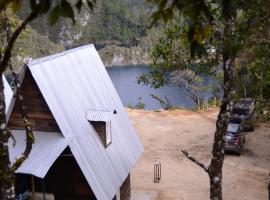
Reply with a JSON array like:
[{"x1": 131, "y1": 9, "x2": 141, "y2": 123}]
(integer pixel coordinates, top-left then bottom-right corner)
[
  {"x1": 15, "y1": 147, "x2": 96, "y2": 200},
  {"x1": 41, "y1": 147, "x2": 96, "y2": 200}
]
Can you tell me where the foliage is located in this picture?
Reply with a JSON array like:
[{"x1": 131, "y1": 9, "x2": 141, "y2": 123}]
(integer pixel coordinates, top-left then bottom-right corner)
[
  {"x1": 99, "y1": 26, "x2": 166, "y2": 66},
  {"x1": 170, "y1": 70, "x2": 209, "y2": 108},
  {"x1": 137, "y1": 21, "x2": 216, "y2": 108},
  {"x1": 126, "y1": 97, "x2": 145, "y2": 109},
  {"x1": 146, "y1": 0, "x2": 270, "y2": 199},
  {"x1": 232, "y1": 0, "x2": 270, "y2": 112},
  {"x1": 234, "y1": 40, "x2": 270, "y2": 101},
  {"x1": 99, "y1": 44, "x2": 151, "y2": 66},
  {"x1": 0, "y1": 9, "x2": 65, "y2": 72},
  {"x1": 255, "y1": 99, "x2": 270, "y2": 123},
  {"x1": 147, "y1": 0, "x2": 215, "y2": 58},
  {"x1": 16, "y1": 0, "x2": 151, "y2": 48},
  {"x1": 1, "y1": 0, "x2": 96, "y2": 25},
  {"x1": 0, "y1": 1, "x2": 96, "y2": 199},
  {"x1": 0, "y1": 0, "x2": 96, "y2": 71}
]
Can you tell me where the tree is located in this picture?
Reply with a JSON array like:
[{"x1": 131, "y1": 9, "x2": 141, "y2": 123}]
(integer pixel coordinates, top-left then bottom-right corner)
[
  {"x1": 269, "y1": 173, "x2": 270, "y2": 200},
  {"x1": 147, "y1": 0, "x2": 267, "y2": 199},
  {"x1": 0, "y1": 1, "x2": 96, "y2": 199},
  {"x1": 169, "y1": 69, "x2": 207, "y2": 109},
  {"x1": 140, "y1": 69, "x2": 209, "y2": 110},
  {"x1": 138, "y1": 22, "x2": 218, "y2": 109}
]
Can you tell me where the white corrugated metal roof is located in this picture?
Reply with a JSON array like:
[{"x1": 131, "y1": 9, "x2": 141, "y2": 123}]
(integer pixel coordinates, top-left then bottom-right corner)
[
  {"x1": 8, "y1": 130, "x2": 69, "y2": 178},
  {"x1": 86, "y1": 109, "x2": 114, "y2": 122},
  {"x1": 3, "y1": 75, "x2": 14, "y2": 120},
  {"x1": 27, "y1": 44, "x2": 143, "y2": 200}
]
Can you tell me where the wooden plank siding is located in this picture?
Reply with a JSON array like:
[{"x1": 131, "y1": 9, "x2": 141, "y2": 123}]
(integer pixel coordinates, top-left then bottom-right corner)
[
  {"x1": 120, "y1": 174, "x2": 131, "y2": 200},
  {"x1": 8, "y1": 69, "x2": 60, "y2": 132}
]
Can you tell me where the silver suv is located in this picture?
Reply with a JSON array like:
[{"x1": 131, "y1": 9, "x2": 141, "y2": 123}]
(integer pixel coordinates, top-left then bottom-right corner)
[
  {"x1": 230, "y1": 98, "x2": 255, "y2": 131},
  {"x1": 224, "y1": 122, "x2": 245, "y2": 155}
]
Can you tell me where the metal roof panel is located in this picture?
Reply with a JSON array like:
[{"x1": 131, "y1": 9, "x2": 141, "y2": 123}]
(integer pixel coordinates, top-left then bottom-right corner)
[
  {"x1": 27, "y1": 45, "x2": 143, "y2": 200},
  {"x1": 8, "y1": 130, "x2": 69, "y2": 178}
]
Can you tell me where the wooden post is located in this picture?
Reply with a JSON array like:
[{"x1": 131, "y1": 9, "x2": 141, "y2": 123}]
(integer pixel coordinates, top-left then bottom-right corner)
[
  {"x1": 42, "y1": 179, "x2": 46, "y2": 200},
  {"x1": 31, "y1": 175, "x2": 35, "y2": 200},
  {"x1": 206, "y1": 97, "x2": 209, "y2": 111},
  {"x1": 154, "y1": 161, "x2": 161, "y2": 183}
]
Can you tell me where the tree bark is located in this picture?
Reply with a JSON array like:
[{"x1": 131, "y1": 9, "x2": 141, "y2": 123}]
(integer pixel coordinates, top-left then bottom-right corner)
[
  {"x1": 182, "y1": 57, "x2": 234, "y2": 200},
  {"x1": 0, "y1": 77, "x2": 14, "y2": 200},
  {"x1": 181, "y1": 53, "x2": 234, "y2": 200},
  {"x1": 207, "y1": 12, "x2": 236, "y2": 197},
  {"x1": 208, "y1": 58, "x2": 234, "y2": 200},
  {"x1": 0, "y1": 11, "x2": 38, "y2": 200},
  {"x1": 0, "y1": 11, "x2": 38, "y2": 73},
  {"x1": 150, "y1": 94, "x2": 172, "y2": 109},
  {"x1": 268, "y1": 172, "x2": 270, "y2": 200}
]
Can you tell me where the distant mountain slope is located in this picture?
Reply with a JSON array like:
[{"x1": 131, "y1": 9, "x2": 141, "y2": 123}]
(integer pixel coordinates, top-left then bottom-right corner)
[
  {"x1": 17, "y1": 0, "x2": 152, "y2": 48},
  {"x1": 0, "y1": 9, "x2": 64, "y2": 72}
]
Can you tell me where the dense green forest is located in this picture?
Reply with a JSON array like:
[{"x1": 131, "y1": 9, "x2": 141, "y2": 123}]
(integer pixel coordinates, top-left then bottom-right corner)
[
  {"x1": 5, "y1": 0, "x2": 159, "y2": 67},
  {"x1": 17, "y1": 0, "x2": 151, "y2": 47},
  {"x1": 0, "y1": 9, "x2": 64, "y2": 72}
]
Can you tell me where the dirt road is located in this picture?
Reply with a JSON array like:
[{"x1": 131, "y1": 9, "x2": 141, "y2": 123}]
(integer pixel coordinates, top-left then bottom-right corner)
[{"x1": 127, "y1": 109, "x2": 270, "y2": 200}]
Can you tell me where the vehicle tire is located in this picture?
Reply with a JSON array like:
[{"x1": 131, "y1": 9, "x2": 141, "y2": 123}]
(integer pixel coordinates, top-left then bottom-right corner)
[
  {"x1": 236, "y1": 146, "x2": 242, "y2": 156},
  {"x1": 236, "y1": 150, "x2": 241, "y2": 156}
]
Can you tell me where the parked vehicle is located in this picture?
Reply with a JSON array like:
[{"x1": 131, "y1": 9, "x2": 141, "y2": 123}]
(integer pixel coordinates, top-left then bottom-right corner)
[
  {"x1": 230, "y1": 98, "x2": 255, "y2": 131},
  {"x1": 224, "y1": 122, "x2": 245, "y2": 155}
]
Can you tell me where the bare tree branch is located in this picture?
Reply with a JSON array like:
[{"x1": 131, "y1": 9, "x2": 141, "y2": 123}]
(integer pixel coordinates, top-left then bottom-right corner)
[
  {"x1": 181, "y1": 149, "x2": 209, "y2": 173},
  {"x1": 10, "y1": 68, "x2": 35, "y2": 171},
  {"x1": 0, "y1": 10, "x2": 37, "y2": 171},
  {"x1": 150, "y1": 94, "x2": 172, "y2": 109},
  {"x1": 7, "y1": 129, "x2": 16, "y2": 147},
  {"x1": 0, "y1": 11, "x2": 38, "y2": 73}
]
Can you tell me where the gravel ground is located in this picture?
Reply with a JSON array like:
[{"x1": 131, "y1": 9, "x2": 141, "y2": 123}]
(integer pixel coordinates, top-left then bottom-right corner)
[{"x1": 127, "y1": 108, "x2": 270, "y2": 200}]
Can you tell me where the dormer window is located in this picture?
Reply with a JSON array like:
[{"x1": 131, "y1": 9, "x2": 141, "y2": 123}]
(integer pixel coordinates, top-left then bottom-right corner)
[{"x1": 86, "y1": 109, "x2": 116, "y2": 148}]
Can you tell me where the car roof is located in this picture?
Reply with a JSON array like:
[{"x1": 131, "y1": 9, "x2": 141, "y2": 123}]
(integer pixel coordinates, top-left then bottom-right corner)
[{"x1": 233, "y1": 98, "x2": 254, "y2": 110}]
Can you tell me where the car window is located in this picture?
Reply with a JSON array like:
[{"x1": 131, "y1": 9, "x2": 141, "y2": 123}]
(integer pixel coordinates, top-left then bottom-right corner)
[
  {"x1": 229, "y1": 117, "x2": 241, "y2": 123},
  {"x1": 226, "y1": 131, "x2": 236, "y2": 135},
  {"x1": 232, "y1": 108, "x2": 248, "y2": 115},
  {"x1": 227, "y1": 123, "x2": 240, "y2": 133}
]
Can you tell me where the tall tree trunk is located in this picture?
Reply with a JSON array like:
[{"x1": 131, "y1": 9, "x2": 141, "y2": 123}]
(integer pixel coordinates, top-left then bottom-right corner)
[
  {"x1": 208, "y1": 11, "x2": 235, "y2": 198},
  {"x1": 0, "y1": 77, "x2": 14, "y2": 200},
  {"x1": 0, "y1": 11, "x2": 38, "y2": 200},
  {"x1": 208, "y1": 57, "x2": 234, "y2": 200},
  {"x1": 268, "y1": 172, "x2": 270, "y2": 200}
]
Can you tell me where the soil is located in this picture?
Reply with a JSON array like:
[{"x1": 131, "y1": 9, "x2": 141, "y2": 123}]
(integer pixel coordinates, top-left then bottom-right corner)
[{"x1": 127, "y1": 108, "x2": 270, "y2": 200}]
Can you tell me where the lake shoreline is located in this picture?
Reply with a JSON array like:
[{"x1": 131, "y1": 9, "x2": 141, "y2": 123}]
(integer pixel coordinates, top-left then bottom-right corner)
[
  {"x1": 105, "y1": 64, "x2": 152, "y2": 68},
  {"x1": 106, "y1": 65, "x2": 211, "y2": 110},
  {"x1": 99, "y1": 45, "x2": 152, "y2": 67}
]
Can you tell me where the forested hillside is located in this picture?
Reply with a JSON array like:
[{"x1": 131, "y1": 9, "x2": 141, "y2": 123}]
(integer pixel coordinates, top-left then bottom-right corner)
[
  {"x1": 0, "y1": 9, "x2": 64, "y2": 72},
  {"x1": 17, "y1": 0, "x2": 151, "y2": 48},
  {"x1": 10, "y1": 0, "x2": 157, "y2": 66}
]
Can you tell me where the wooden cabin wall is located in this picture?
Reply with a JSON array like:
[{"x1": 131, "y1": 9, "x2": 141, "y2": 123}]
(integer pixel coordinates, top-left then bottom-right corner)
[
  {"x1": 42, "y1": 152, "x2": 97, "y2": 200},
  {"x1": 8, "y1": 69, "x2": 60, "y2": 132},
  {"x1": 120, "y1": 174, "x2": 131, "y2": 200}
]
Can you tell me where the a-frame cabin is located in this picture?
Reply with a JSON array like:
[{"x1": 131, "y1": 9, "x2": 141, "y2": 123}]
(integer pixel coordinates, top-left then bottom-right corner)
[{"x1": 7, "y1": 45, "x2": 143, "y2": 200}]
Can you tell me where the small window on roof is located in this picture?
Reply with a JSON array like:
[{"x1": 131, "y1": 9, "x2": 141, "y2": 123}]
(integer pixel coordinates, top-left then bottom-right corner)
[
  {"x1": 86, "y1": 109, "x2": 116, "y2": 148},
  {"x1": 90, "y1": 121, "x2": 112, "y2": 147}
]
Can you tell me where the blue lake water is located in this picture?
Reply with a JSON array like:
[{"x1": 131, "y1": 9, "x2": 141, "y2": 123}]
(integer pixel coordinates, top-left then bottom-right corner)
[{"x1": 106, "y1": 65, "x2": 212, "y2": 110}]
